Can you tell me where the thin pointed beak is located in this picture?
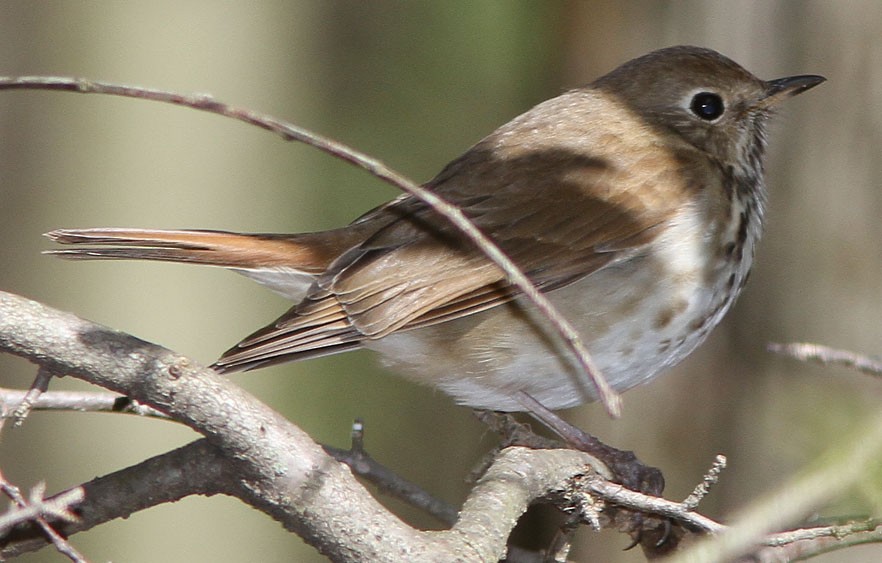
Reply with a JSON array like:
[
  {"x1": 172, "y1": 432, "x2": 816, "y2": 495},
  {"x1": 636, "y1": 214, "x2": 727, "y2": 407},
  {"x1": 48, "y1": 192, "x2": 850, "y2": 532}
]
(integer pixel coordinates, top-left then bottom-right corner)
[{"x1": 760, "y1": 74, "x2": 826, "y2": 107}]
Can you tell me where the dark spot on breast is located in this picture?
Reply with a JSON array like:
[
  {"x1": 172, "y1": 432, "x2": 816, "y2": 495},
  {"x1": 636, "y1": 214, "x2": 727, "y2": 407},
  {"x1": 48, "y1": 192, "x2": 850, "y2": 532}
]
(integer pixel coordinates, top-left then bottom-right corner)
[
  {"x1": 652, "y1": 300, "x2": 688, "y2": 330},
  {"x1": 654, "y1": 309, "x2": 675, "y2": 330}
]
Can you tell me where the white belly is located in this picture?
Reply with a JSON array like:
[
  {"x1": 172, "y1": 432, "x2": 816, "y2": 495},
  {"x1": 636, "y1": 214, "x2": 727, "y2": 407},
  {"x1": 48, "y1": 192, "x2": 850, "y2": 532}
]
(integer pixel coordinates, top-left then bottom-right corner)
[{"x1": 367, "y1": 206, "x2": 756, "y2": 411}]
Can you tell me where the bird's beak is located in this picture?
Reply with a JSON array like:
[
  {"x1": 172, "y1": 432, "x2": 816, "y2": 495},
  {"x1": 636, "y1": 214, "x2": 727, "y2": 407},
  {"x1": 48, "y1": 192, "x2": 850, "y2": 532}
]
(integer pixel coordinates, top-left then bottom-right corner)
[{"x1": 759, "y1": 74, "x2": 826, "y2": 108}]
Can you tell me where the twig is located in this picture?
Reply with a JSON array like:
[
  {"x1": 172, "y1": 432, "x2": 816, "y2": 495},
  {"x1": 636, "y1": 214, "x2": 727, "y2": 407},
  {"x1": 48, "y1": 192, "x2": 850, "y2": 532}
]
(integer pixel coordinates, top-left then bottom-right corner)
[
  {"x1": 0, "y1": 387, "x2": 168, "y2": 418},
  {"x1": 11, "y1": 367, "x2": 55, "y2": 427},
  {"x1": 682, "y1": 455, "x2": 727, "y2": 510},
  {"x1": 768, "y1": 342, "x2": 882, "y2": 376},
  {"x1": 0, "y1": 472, "x2": 86, "y2": 562},
  {"x1": 0, "y1": 440, "x2": 233, "y2": 559},
  {"x1": 323, "y1": 420, "x2": 459, "y2": 526},
  {"x1": 667, "y1": 407, "x2": 882, "y2": 563},
  {"x1": 0, "y1": 75, "x2": 620, "y2": 417},
  {"x1": 0, "y1": 483, "x2": 82, "y2": 530},
  {"x1": 765, "y1": 518, "x2": 882, "y2": 547},
  {"x1": 752, "y1": 520, "x2": 882, "y2": 561},
  {"x1": 582, "y1": 475, "x2": 726, "y2": 534}
]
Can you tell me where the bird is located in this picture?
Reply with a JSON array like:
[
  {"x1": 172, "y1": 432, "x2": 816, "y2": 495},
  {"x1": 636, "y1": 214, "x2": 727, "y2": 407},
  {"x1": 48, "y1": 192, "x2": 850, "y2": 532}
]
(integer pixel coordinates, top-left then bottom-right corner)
[{"x1": 45, "y1": 46, "x2": 824, "y2": 414}]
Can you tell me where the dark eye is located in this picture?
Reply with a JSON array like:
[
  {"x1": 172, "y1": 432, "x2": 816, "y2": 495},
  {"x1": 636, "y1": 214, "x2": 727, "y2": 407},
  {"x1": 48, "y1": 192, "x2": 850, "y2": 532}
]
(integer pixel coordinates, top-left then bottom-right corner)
[{"x1": 690, "y1": 92, "x2": 725, "y2": 120}]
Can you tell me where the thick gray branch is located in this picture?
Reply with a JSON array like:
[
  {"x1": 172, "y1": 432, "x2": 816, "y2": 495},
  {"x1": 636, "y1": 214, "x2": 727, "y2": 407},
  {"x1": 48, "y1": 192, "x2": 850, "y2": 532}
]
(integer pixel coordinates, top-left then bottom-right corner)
[{"x1": 0, "y1": 291, "x2": 604, "y2": 561}]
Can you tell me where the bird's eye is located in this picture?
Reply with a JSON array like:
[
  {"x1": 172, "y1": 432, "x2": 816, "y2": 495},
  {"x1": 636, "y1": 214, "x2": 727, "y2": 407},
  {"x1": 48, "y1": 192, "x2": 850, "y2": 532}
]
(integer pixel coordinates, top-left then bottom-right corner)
[{"x1": 689, "y1": 92, "x2": 725, "y2": 120}]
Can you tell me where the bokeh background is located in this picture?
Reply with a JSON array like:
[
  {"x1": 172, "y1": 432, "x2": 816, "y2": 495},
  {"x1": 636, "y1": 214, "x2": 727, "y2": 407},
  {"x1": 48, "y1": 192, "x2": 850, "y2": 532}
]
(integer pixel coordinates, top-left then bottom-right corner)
[{"x1": 1, "y1": 2, "x2": 880, "y2": 561}]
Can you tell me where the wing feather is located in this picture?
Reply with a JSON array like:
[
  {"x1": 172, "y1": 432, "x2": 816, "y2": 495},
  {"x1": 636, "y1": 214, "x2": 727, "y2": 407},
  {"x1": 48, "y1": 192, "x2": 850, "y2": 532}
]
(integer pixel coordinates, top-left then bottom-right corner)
[{"x1": 215, "y1": 140, "x2": 684, "y2": 372}]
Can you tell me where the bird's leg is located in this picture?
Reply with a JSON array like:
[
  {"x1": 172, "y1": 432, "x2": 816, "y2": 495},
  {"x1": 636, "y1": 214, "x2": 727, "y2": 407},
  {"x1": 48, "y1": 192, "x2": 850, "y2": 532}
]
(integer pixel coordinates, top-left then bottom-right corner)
[
  {"x1": 513, "y1": 391, "x2": 665, "y2": 497},
  {"x1": 511, "y1": 392, "x2": 679, "y2": 553}
]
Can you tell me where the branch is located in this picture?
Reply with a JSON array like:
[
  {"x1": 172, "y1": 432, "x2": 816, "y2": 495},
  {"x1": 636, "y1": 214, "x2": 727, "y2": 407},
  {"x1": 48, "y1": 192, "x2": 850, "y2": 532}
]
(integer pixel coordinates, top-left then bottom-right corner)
[
  {"x1": 0, "y1": 290, "x2": 624, "y2": 560},
  {"x1": 0, "y1": 485, "x2": 81, "y2": 533},
  {"x1": 583, "y1": 476, "x2": 725, "y2": 534},
  {"x1": 0, "y1": 388, "x2": 167, "y2": 418},
  {"x1": 323, "y1": 420, "x2": 459, "y2": 526},
  {"x1": 0, "y1": 75, "x2": 619, "y2": 417},
  {"x1": 9, "y1": 367, "x2": 53, "y2": 426},
  {"x1": 0, "y1": 387, "x2": 457, "y2": 525},
  {"x1": 769, "y1": 342, "x2": 882, "y2": 376},
  {"x1": 6, "y1": 292, "x2": 878, "y2": 561},
  {"x1": 668, "y1": 406, "x2": 882, "y2": 562},
  {"x1": 0, "y1": 439, "x2": 234, "y2": 558},
  {"x1": 0, "y1": 290, "x2": 449, "y2": 560}
]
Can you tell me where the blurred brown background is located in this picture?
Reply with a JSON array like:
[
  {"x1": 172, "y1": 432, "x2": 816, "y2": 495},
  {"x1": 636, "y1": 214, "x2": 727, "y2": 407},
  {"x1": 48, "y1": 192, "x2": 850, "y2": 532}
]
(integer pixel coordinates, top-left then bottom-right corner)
[{"x1": 1, "y1": 2, "x2": 879, "y2": 561}]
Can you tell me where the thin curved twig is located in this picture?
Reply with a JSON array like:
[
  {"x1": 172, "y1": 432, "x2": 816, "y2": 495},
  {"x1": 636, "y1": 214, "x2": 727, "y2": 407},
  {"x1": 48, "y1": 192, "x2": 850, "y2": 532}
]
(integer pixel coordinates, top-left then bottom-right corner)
[{"x1": 0, "y1": 75, "x2": 619, "y2": 417}]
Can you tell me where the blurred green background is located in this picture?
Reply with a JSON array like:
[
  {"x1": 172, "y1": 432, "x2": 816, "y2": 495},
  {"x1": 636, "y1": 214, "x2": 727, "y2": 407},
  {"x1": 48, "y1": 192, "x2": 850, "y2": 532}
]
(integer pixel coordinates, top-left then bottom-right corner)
[{"x1": 1, "y1": 1, "x2": 880, "y2": 561}]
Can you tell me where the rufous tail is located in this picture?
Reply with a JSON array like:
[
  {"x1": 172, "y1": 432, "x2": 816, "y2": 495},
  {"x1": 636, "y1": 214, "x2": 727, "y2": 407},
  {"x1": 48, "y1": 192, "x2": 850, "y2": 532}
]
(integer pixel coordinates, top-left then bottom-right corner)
[{"x1": 44, "y1": 228, "x2": 336, "y2": 272}]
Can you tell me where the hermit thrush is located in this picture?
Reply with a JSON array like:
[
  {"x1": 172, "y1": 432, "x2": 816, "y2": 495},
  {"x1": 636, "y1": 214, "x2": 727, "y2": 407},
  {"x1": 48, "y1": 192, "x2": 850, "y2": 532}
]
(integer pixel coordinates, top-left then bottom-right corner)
[{"x1": 46, "y1": 46, "x2": 823, "y2": 413}]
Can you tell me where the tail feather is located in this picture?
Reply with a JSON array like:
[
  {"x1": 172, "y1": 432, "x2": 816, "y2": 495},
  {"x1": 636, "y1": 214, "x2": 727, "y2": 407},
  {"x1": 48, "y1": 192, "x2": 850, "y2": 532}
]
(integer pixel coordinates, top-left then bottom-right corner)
[
  {"x1": 44, "y1": 228, "x2": 332, "y2": 272},
  {"x1": 45, "y1": 226, "x2": 378, "y2": 368}
]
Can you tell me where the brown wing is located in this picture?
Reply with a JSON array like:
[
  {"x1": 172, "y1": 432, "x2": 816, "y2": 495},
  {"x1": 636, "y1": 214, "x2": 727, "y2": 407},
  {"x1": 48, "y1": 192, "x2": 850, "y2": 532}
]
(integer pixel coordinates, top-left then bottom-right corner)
[{"x1": 214, "y1": 116, "x2": 689, "y2": 372}]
